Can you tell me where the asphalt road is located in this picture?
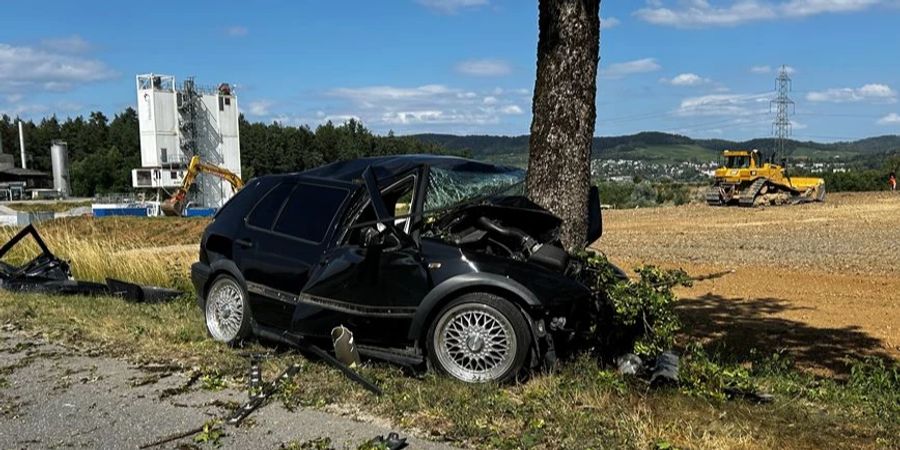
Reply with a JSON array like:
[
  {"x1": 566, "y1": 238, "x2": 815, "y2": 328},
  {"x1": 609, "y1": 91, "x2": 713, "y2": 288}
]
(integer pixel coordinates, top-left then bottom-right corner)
[{"x1": 0, "y1": 330, "x2": 456, "y2": 450}]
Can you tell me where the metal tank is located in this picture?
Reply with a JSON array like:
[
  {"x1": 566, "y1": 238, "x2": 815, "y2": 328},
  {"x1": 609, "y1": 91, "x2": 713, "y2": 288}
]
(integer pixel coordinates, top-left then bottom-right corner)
[{"x1": 50, "y1": 140, "x2": 70, "y2": 197}]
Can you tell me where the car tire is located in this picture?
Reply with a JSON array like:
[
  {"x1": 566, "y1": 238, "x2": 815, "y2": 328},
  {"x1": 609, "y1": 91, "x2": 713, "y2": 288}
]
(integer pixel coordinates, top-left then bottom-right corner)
[
  {"x1": 203, "y1": 274, "x2": 252, "y2": 345},
  {"x1": 426, "y1": 293, "x2": 531, "y2": 383}
]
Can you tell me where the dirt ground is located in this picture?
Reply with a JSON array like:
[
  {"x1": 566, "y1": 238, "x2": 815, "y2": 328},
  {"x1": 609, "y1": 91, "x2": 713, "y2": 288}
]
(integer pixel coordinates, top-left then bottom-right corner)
[{"x1": 594, "y1": 192, "x2": 900, "y2": 374}]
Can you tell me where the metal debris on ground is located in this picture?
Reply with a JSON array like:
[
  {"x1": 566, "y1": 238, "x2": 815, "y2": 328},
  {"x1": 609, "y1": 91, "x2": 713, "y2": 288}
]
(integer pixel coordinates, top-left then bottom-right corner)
[
  {"x1": 142, "y1": 350, "x2": 382, "y2": 448},
  {"x1": 367, "y1": 432, "x2": 409, "y2": 450},
  {"x1": 0, "y1": 224, "x2": 181, "y2": 302},
  {"x1": 331, "y1": 325, "x2": 361, "y2": 367},
  {"x1": 616, "y1": 351, "x2": 679, "y2": 386}
]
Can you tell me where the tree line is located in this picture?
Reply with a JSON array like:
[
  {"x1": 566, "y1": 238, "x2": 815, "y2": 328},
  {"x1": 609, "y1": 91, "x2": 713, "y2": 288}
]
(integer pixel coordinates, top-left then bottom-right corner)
[{"x1": 0, "y1": 110, "x2": 453, "y2": 197}]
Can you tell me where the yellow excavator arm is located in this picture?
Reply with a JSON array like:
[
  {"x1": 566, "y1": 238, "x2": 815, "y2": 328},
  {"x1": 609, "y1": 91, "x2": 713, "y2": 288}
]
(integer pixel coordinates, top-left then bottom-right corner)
[{"x1": 161, "y1": 156, "x2": 244, "y2": 216}]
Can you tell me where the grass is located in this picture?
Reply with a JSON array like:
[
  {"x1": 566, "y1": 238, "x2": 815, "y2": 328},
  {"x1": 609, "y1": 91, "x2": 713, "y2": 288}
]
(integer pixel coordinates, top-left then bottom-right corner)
[{"x1": 0, "y1": 216, "x2": 897, "y2": 449}]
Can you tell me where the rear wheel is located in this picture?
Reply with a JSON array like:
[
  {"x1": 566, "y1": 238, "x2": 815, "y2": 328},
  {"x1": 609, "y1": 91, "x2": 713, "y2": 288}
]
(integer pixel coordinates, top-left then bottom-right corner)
[
  {"x1": 427, "y1": 293, "x2": 531, "y2": 383},
  {"x1": 204, "y1": 275, "x2": 252, "y2": 345}
]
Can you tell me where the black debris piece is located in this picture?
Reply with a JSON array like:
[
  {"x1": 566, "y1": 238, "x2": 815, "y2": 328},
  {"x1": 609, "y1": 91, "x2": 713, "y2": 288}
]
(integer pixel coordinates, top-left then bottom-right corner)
[
  {"x1": 616, "y1": 353, "x2": 643, "y2": 376},
  {"x1": 0, "y1": 224, "x2": 181, "y2": 302},
  {"x1": 649, "y1": 351, "x2": 679, "y2": 387},
  {"x1": 616, "y1": 351, "x2": 679, "y2": 387},
  {"x1": 368, "y1": 432, "x2": 409, "y2": 450}
]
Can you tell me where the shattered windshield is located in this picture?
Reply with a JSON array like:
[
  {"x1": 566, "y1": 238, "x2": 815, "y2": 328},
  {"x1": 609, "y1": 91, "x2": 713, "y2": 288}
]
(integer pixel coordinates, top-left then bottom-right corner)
[{"x1": 424, "y1": 165, "x2": 525, "y2": 213}]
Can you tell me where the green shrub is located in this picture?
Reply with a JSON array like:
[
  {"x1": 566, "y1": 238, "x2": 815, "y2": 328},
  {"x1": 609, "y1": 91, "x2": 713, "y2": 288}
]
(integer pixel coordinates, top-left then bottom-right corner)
[{"x1": 576, "y1": 252, "x2": 692, "y2": 358}]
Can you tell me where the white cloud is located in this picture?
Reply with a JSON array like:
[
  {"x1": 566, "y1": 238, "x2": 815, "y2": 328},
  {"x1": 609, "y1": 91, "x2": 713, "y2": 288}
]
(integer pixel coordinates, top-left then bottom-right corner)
[
  {"x1": 455, "y1": 59, "x2": 512, "y2": 77},
  {"x1": 676, "y1": 93, "x2": 771, "y2": 116},
  {"x1": 331, "y1": 84, "x2": 454, "y2": 103},
  {"x1": 247, "y1": 100, "x2": 273, "y2": 116},
  {"x1": 0, "y1": 42, "x2": 116, "y2": 93},
  {"x1": 500, "y1": 105, "x2": 524, "y2": 115},
  {"x1": 877, "y1": 113, "x2": 900, "y2": 125},
  {"x1": 806, "y1": 83, "x2": 897, "y2": 103},
  {"x1": 381, "y1": 110, "x2": 497, "y2": 126},
  {"x1": 635, "y1": 0, "x2": 885, "y2": 28},
  {"x1": 751, "y1": 65, "x2": 772, "y2": 74},
  {"x1": 324, "y1": 83, "x2": 529, "y2": 131},
  {"x1": 601, "y1": 17, "x2": 621, "y2": 29},
  {"x1": 225, "y1": 26, "x2": 248, "y2": 37},
  {"x1": 416, "y1": 0, "x2": 489, "y2": 13},
  {"x1": 600, "y1": 58, "x2": 661, "y2": 79},
  {"x1": 41, "y1": 35, "x2": 91, "y2": 53},
  {"x1": 661, "y1": 73, "x2": 710, "y2": 86}
]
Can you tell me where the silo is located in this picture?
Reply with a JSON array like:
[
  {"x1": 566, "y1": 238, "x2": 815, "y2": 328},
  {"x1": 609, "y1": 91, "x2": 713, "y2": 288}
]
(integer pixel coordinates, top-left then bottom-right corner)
[{"x1": 50, "y1": 140, "x2": 70, "y2": 197}]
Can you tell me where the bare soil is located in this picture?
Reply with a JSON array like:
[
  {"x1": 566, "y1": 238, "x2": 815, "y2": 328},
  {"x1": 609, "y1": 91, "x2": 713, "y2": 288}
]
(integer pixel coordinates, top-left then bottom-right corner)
[{"x1": 594, "y1": 192, "x2": 900, "y2": 374}]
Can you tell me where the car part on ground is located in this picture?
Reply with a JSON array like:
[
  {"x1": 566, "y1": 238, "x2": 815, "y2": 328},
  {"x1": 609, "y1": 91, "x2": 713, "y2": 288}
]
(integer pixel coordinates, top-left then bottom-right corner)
[
  {"x1": 0, "y1": 224, "x2": 181, "y2": 302},
  {"x1": 616, "y1": 351, "x2": 680, "y2": 386},
  {"x1": 331, "y1": 325, "x2": 361, "y2": 366},
  {"x1": 368, "y1": 432, "x2": 409, "y2": 450},
  {"x1": 191, "y1": 155, "x2": 607, "y2": 384}
]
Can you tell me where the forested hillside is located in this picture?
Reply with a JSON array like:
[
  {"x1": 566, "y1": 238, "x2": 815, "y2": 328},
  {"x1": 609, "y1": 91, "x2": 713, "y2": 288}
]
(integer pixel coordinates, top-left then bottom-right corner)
[
  {"x1": 415, "y1": 132, "x2": 900, "y2": 164},
  {"x1": 2, "y1": 110, "x2": 898, "y2": 197},
  {"x1": 0, "y1": 111, "x2": 450, "y2": 197}
]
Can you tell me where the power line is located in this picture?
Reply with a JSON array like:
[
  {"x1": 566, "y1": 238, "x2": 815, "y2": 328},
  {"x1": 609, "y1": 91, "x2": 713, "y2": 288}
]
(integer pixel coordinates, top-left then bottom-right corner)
[{"x1": 770, "y1": 65, "x2": 795, "y2": 160}]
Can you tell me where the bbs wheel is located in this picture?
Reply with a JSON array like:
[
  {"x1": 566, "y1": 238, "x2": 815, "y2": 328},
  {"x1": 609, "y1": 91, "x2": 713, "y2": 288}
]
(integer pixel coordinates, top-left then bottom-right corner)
[
  {"x1": 427, "y1": 293, "x2": 531, "y2": 383},
  {"x1": 204, "y1": 275, "x2": 251, "y2": 345}
]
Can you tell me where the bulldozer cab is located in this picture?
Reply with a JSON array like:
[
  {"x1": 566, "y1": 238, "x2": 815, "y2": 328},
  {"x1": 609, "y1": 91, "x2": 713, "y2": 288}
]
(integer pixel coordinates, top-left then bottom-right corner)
[{"x1": 722, "y1": 150, "x2": 758, "y2": 170}]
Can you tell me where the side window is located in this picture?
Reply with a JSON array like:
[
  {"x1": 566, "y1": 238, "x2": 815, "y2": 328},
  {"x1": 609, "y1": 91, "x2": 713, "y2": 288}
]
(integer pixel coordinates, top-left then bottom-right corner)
[
  {"x1": 247, "y1": 182, "x2": 294, "y2": 229},
  {"x1": 273, "y1": 184, "x2": 348, "y2": 243}
]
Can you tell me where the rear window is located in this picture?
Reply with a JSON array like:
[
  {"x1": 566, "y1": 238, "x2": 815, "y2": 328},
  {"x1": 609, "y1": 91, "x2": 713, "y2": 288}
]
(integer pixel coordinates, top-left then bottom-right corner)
[
  {"x1": 273, "y1": 184, "x2": 348, "y2": 243},
  {"x1": 247, "y1": 182, "x2": 294, "y2": 229}
]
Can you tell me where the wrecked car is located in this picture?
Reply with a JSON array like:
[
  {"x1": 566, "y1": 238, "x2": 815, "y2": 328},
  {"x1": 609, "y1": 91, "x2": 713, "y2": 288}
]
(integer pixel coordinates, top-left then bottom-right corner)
[{"x1": 192, "y1": 155, "x2": 604, "y2": 383}]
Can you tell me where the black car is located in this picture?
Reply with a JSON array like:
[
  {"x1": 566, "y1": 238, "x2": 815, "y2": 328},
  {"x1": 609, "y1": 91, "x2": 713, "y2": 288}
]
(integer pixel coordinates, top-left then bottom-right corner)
[{"x1": 191, "y1": 155, "x2": 603, "y2": 383}]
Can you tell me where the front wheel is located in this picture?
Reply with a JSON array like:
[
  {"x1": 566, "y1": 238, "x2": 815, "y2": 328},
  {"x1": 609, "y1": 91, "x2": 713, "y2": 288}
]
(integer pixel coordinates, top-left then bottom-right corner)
[
  {"x1": 426, "y1": 293, "x2": 531, "y2": 383},
  {"x1": 204, "y1": 275, "x2": 252, "y2": 345}
]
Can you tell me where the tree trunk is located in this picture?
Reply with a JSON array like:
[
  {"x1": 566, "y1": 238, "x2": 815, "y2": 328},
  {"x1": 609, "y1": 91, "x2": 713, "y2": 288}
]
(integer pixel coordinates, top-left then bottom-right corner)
[{"x1": 526, "y1": 0, "x2": 600, "y2": 250}]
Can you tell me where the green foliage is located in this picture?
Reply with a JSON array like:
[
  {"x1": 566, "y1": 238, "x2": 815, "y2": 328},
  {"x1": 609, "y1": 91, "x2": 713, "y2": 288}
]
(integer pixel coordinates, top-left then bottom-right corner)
[
  {"x1": 597, "y1": 180, "x2": 695, "y2": 208},
  {"x1": 578, "y1": 252, "x2": 692, "y2": 357},
  {"x1": 679, "y1": 343, "x2": 755, "y2": 401},
  {"x1": 199, "y1": 371, "x2": 227, "y2": 391},
  {"x1": 193, "y1": 420, "x2": 224, "y2": 446}
]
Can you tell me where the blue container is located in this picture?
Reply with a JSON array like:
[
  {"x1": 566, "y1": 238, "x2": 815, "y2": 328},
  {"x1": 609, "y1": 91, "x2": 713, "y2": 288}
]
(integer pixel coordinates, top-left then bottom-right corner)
[
  {"x1": 184, "y1": 208, "x2": 216, "y2": 217},
  {"x1": 92, "y1": 206, "x2": 150, "y2": 217}
]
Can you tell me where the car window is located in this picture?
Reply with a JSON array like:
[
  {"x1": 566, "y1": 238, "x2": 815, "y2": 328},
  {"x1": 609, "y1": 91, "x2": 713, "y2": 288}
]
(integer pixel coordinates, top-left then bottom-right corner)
[
  {"x1": 246, "y1": 182, "x2": 294, "y2": 229},
  {"x1": 424, "y1": 166, "x2": 524, "y2": 214},
  {"x1": 273, "y1": 184, "x2": 349, "y2": 243}
]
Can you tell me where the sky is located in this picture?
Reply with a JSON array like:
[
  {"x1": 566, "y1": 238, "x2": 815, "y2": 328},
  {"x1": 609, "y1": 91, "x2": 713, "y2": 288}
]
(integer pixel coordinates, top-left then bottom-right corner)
[{"x1": 1, "y1": 0, "x2": 899, "y2": 142}]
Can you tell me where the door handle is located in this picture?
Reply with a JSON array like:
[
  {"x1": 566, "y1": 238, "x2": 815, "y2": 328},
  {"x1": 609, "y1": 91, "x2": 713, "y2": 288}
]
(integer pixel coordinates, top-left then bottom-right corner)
[{"x1": 235, "y1": 238, "x2": 253, "y2": 249}]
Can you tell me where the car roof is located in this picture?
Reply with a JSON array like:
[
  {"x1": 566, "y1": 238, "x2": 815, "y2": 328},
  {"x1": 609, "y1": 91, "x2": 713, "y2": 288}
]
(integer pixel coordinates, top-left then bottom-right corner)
[{"x1": 298, "y1": 154, "x2": 517, "y2": 182}]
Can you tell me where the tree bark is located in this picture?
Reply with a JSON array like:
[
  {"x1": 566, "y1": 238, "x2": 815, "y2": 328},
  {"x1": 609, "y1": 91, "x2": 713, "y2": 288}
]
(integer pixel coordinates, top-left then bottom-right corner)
[{"x1": 526, "y1": 0, "x2": 600, "y2": 250}]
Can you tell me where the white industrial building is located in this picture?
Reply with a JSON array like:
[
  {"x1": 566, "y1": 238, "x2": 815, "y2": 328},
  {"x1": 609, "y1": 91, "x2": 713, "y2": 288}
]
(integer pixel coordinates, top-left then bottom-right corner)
[{"x1": 132, "y1": 74, "x2": 241, "y2": 209}]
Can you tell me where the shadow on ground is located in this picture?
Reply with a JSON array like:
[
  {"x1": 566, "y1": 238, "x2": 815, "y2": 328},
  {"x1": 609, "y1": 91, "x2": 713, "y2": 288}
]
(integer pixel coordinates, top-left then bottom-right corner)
[{"x1": 678, "y1": 294, "x2": 894, "y2": 376}]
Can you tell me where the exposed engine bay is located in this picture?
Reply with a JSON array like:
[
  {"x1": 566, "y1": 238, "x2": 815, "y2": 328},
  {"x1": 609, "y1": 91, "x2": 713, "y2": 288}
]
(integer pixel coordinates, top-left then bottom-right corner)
[{"x1": 424, "y1": 200, "x2": 570, "y2": 272}]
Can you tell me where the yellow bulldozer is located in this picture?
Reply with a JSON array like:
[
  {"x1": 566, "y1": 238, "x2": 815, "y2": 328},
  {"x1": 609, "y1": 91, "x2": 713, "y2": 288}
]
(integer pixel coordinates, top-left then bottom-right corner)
[
  {"x1": 161, "y1": 156, "x2": 244, "y2": 216},
  {"x1": 706, "y1": 149, "x2": 825, "y2": 207}
]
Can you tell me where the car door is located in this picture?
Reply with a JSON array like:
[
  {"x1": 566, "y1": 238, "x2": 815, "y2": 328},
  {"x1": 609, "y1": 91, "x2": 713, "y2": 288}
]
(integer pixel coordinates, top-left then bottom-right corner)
[
  {"x1": 300, "y1": 167, "x2": 431, "y2": 345},
  {"x1": 236, "y1": 180, "x2": 350, "y2": 330}
]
